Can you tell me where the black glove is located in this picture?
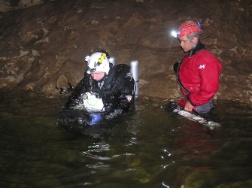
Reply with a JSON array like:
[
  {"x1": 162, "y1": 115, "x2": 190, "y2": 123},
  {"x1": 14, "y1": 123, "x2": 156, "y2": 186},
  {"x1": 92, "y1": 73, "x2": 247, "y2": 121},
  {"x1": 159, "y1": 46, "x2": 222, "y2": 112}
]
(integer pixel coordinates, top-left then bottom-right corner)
[
  {"x1": 63, "y1": 94, "x2": 83, "y2": 109},
  {"x1": 173, "y1": 60, "x2": 181, "y2": 73},
  {"x1": 86, "y1": 113, "x2": 103, "y2": 126}
]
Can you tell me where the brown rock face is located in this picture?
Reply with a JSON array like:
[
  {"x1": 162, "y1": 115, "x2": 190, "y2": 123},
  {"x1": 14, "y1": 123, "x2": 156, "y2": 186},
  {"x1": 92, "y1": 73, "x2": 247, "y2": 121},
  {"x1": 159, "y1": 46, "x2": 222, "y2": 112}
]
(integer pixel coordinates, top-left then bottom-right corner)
[{"x1": 0, "y1": 0, "x2": 251, "y2": 105}]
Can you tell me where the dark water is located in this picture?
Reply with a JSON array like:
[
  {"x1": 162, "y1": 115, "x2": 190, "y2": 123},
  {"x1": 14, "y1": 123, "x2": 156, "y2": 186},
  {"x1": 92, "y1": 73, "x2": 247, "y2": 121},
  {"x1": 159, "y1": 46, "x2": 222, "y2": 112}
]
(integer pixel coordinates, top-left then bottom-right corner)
[{"x1": 0, "y1": 91, "x2": 251, "y2": 188}]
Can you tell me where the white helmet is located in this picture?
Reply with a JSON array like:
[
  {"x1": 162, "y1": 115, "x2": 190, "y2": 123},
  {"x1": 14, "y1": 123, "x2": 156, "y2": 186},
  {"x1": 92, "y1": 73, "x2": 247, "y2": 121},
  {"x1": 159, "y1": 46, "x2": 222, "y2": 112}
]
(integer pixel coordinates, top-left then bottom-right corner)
[{"x1": 85, "y1": 52, "x2": 111, "y2": 75}]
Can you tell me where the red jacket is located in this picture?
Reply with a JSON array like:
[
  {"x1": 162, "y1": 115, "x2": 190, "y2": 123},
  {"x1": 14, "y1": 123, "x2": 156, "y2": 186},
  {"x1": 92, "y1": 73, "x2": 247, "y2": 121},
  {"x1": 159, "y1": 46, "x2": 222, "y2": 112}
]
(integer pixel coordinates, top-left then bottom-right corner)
[{"x1": 177, "y1": 44, "x2": 222, "y2": 107}]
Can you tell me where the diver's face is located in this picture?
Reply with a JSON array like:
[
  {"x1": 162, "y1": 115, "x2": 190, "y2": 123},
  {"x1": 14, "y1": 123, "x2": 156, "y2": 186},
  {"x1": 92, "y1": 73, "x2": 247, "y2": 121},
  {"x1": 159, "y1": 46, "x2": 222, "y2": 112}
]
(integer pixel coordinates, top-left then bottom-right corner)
[
  {"x1": 91, "y1": 71, "x2": 105, "y2": 81},
  {"x1": 179, "y1": 35, "x2": 193, "y2": 52}
]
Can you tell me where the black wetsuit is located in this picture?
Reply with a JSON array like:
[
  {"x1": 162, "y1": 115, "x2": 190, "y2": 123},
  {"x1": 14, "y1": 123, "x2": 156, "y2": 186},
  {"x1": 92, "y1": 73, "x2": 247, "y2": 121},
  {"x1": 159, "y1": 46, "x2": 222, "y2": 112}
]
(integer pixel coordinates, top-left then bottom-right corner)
[{"x1": 58, "y1": 64, "x2": 135, "y2": 124}]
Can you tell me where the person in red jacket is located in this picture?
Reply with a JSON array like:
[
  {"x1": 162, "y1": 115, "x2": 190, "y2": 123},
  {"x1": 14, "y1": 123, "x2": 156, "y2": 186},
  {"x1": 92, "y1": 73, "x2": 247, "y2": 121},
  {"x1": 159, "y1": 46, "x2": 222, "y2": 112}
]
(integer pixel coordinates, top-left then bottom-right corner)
[{"x1": 170, "y1": 21, "x2": 222, "y2": 114}]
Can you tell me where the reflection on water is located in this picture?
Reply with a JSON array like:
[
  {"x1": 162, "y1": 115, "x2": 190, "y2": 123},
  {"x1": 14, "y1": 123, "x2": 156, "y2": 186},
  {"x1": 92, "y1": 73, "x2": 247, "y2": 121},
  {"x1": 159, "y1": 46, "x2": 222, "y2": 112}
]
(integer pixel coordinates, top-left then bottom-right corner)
[{"x1": 0, "y1": 91, "x2": 252, "y2": 188}]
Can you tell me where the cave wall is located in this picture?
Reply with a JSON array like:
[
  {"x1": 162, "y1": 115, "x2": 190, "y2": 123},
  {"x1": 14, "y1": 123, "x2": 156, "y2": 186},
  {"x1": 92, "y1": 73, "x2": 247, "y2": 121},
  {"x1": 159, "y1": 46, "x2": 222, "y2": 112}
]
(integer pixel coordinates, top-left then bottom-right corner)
[
  {"x1": 0, "y1": 0, "x2": 251, "y2": 105},
  {"x1": 0, "y1": 0, "x2": 46, "y2": 12}
]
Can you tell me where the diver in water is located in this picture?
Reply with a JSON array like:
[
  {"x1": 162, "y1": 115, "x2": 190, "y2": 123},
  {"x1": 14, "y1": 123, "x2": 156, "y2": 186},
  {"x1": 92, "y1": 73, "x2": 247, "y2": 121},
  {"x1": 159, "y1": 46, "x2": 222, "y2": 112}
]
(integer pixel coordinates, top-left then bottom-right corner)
[
  {"x1": 168, "y1": 21, "x2": 222, "y2": 114},
  {"x1": 58, "y1": 50, "x2": 135, "y2": 126}
]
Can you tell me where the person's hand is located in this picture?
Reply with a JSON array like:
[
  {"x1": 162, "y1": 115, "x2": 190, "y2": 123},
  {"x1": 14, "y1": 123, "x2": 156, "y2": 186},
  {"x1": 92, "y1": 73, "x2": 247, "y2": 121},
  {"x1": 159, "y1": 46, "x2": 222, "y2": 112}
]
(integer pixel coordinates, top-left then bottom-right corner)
[
  {"x1": 173, "y1": 60, "x2": 180, "y2": 73},
  {"x1": 184, "y1": 101, "x2": 194, "y2": 112}
]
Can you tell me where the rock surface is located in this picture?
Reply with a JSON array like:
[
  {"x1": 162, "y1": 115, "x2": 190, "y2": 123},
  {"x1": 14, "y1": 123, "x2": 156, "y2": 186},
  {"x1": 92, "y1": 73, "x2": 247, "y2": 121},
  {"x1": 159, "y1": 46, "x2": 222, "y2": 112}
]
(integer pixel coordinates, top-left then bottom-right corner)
[{"x1": 0, "y1": 0, "x2": 251, "y2": 105}]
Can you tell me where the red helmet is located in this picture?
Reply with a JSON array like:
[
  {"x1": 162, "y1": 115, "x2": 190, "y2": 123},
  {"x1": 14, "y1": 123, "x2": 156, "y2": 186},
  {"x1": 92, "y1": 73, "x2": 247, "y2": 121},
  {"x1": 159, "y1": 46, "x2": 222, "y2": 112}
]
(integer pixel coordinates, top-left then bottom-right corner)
[{"x1": 178, "y1": 21, "x2": 203, "y2": 38}]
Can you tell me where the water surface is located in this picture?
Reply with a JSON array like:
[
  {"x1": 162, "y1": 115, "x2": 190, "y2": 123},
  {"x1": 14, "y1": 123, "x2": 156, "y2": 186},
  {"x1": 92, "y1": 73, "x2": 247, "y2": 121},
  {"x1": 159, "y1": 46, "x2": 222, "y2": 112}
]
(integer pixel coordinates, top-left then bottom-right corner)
[{"x1": 0, "y1": 91, "x2": 251, "y2": 188}]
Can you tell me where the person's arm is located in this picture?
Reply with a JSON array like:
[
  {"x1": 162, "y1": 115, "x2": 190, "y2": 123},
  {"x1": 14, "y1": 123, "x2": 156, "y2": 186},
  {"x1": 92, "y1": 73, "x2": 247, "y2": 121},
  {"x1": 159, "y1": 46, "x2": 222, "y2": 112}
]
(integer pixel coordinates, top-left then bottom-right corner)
[
  {"x1": 117, "y1": 73, "x2": 135, "y2": 112},
  {"x1": 63, "y1": 72, "x2": 91, "y2": 109},
  {"x1": 189, "y1": 54, "x2": 222, "y2": 106}
]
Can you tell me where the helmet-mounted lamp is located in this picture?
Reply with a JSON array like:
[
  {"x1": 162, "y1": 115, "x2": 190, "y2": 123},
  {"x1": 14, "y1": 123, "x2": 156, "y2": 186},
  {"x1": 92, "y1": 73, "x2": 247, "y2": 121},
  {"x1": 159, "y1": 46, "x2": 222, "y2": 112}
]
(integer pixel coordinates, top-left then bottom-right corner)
[{"x1": 170, "y1": 30, "x2": 179, "y2": 38}]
